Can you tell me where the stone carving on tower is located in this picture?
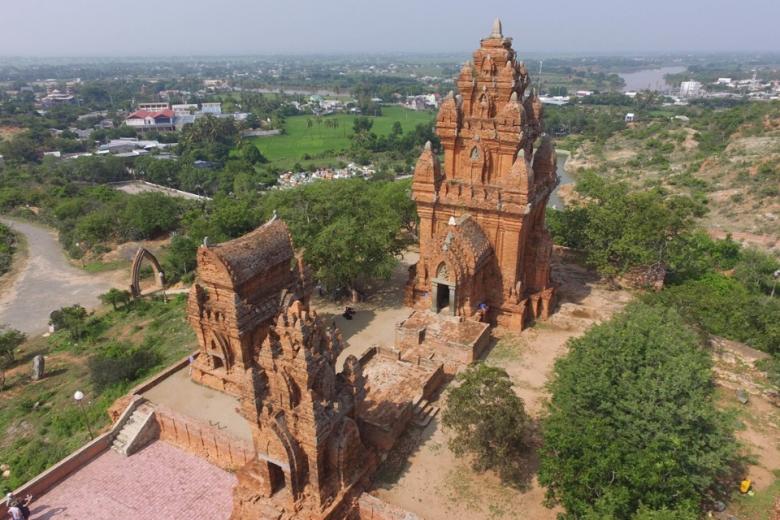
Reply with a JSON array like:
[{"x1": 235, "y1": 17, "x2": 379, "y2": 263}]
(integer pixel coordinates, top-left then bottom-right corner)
[{"x1": 406, "y1": 19, "x2": 557, "y2": 330}]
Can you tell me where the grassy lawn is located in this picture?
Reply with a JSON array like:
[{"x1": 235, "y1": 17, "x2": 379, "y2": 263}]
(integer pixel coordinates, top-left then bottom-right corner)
[
  {"x1": 81, "y1": 259, "x2": 130, "y2": 274},
  {"x1": 249, "y1": 106, "x2": 434, "y2": 169},
  {"x1": 0, "y1": 295, "x2": 196, "y2": 493}
]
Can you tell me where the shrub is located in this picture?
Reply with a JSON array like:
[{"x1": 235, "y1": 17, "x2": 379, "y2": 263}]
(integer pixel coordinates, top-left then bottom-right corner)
[
  {"x1": 87, "y1": 339, "x2": 161, "y2": 391},
  {"x1": 442, "y1": 363, "x2": 530, "y2": 484},
  {"x1": 645, "y1": 274, "x2": 779, "y2": 354}
]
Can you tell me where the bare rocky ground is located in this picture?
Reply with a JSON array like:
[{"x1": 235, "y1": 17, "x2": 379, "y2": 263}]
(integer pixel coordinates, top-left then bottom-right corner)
[{"x1": 562, "y1": 113, "x2": 780, "y2": 253}]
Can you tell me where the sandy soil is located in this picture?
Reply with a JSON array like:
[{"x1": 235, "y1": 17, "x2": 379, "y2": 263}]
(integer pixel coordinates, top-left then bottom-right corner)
[{"x1": 313, "y1": 251, "x2": 420, "y2": 369}]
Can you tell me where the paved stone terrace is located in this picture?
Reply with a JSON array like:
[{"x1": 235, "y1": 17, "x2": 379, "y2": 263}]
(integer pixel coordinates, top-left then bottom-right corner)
[
  {"x1": 142, "y1": 366, "x2": 252, "y2": 442},
  {"x1": 28, "y1": 441, "x2": 235, "y2": 519}
]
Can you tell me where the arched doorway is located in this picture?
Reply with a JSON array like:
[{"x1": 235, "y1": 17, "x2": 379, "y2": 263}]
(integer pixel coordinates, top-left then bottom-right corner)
[
  {"x1": 130, "y1": 248, "x2": 164, "y2": 298},
  {"x1": 432, "y1": 262, "x2": 455, "y2": 315}
]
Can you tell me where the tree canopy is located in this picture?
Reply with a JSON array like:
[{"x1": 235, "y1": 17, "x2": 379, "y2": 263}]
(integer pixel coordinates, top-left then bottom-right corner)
[
  {"x1": 547, "y1": 171, "x2": 703, "y2": 277},
  {"x1": 539, "y1": 303, "x2": 740, "y2": 519}
]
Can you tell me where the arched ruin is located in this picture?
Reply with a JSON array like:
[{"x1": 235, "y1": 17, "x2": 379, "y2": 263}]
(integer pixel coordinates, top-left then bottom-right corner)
[{"x1": 129, "y1": 248, "x2": 164, "y2": 298}]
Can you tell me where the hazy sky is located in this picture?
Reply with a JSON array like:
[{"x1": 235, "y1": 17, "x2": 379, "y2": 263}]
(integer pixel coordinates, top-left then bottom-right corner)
[{"x1": 2, "y1": 0, "x2": 778, "y2": 56}]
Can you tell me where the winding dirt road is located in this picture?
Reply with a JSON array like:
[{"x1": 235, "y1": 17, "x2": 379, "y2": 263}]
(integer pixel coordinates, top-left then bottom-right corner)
[{"x1": 0, "y1": 218, "x2": 124, "y2": 335}]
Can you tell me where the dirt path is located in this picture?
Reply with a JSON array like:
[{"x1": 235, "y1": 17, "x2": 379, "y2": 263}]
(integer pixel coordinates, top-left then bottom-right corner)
[{"x1": 0, "y1": 217, "x2": 126, "y2": 335}]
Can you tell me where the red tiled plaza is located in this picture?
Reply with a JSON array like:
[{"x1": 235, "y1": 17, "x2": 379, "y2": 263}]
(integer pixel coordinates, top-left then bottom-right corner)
[{"x1": 28, "y1": 442, "x2": 235, "y2": 520}]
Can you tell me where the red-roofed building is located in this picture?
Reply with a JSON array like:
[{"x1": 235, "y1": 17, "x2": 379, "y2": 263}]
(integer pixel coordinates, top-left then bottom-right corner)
[{"x1": 125, "y1": 108, "x2": 175, "y2": 132}]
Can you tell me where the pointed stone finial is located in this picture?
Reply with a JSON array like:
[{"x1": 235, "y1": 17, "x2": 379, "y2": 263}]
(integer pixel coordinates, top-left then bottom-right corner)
[
  {"x1": 490, "y1": 18, "x2": 503, "y2": 38},
  {"x1": 510, "y1": 91, "x2": 518, "y2": 102},
  {"x1": 446, "y1": 90, "x2": 455, "y2": 99},
  {"x1": 424, "y1": 140, "x2": 432, "y2": 151}
]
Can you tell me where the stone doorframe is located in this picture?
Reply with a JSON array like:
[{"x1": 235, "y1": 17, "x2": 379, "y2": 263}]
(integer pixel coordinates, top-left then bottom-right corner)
[
  {"x1": 130, "y1": 247, "x2": 164, "y2": 298},
  {"x1": 431, "y1": 277, "x2": 456, "y2": 316}
]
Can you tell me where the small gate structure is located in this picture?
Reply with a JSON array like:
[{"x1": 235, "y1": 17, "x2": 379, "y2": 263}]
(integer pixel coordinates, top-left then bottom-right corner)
[{"x1": 130, "y1": 248, "x2": 165, "y2": 298}]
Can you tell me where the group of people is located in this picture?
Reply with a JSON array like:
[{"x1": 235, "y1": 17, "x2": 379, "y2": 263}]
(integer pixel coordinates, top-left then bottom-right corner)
[{"x1": 4, "y1": 493, "x2": 32, "y2": 520}]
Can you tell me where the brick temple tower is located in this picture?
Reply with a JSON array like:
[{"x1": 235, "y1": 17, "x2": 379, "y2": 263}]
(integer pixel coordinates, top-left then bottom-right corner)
[
  {"x1": 406, "y1": 19, "x2": 557, "y2": 330},
  {"x1": 187, "y1": 219, "x2": 310, "y2": 396}
]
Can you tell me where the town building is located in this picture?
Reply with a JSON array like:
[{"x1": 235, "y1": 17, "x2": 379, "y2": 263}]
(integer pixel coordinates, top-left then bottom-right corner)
[
  {"x1": 40, "y1": 89, "x2": 76, "y2": 107},
  {"x1": 125, "y1": 108, "x2": 175, "y2": 132},
  {"x1": 136, "y1": 102, "x2": 170, "y2": 112}
]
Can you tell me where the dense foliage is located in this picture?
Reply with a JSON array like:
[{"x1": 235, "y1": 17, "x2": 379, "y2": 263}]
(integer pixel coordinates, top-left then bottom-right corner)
[
  {"x1": 645, "y1": 273, "x2": 779, "y2": 354},
  {"x1": 88, "y1": 339, "x2": 162, "y2": 391},
  {"x1": 547, "y1": 171, "x2": 703, "y2": 277},
  {"x1": 0, "y1": 328, "x2": 26, "y2": 390},
  {"x1": 0, "y1": 223, "x2": 17, "y2": 276},
  {"x1": 539, "y1": 303, "x2": 740, "y2": 519},
  {"x1": 442, "y1": 363, "x2": 530, "y2": 484}
]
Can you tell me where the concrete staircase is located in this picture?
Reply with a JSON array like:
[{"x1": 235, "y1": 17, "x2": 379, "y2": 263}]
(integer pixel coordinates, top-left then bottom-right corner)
[
  {"x1": 111, "y1": 403, "x2": 157, "y2": 456},
  {"x1": 412, "y1": 396, "x2": 440, "y2": 428}
]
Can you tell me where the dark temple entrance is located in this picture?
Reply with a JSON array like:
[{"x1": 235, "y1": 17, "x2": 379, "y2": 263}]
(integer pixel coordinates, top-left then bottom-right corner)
[
  {"x1": 268, "y1": 461, "x2": 285, "y2": 495},
  {"x1": 436, "y1": 283, "x2": 449, "y2": 312}
]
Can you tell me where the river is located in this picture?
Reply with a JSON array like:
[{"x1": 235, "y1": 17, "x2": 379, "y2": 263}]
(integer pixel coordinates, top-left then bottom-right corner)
[
  {"x1": 549, "y1": 152, "x2": 572, "y2": 209},
  {"x1": 0, "y1": 218, "x2": 123, "y2": 335},
  {"x1": 619, "y1": 66, "x2": 686, "y2": 92}
]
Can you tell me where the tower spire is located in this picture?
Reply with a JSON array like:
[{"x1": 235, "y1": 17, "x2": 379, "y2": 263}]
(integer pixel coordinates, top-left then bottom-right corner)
[{"x1": 490, "y1": 18, "x2": 503, "y2": 38}]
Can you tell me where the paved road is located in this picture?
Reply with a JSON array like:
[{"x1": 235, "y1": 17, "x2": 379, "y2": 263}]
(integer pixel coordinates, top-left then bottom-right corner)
[{"x1": 0, "y1": 218, "x2": 121, "y2": 335}]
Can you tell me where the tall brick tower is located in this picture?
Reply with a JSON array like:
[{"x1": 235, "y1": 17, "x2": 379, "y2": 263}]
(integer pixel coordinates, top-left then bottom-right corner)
[{"x1": 406, "y1": 19, "x2": 557, "y2": 330}]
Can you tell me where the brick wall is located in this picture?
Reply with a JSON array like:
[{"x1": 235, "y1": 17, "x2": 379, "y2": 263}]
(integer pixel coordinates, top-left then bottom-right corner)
[{"x1": 154, "y1": 406, "x2": 254, "y2": 471}]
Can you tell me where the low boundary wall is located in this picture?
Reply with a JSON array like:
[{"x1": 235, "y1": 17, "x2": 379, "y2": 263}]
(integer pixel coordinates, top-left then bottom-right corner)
[{"x1": 155, "y1": 405, "x2": 254, "y2": 471}]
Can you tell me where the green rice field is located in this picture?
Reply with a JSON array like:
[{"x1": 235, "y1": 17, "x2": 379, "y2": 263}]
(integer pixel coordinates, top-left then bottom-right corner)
[{"x1": 249, "y1": 106, "x2": 434, "y2": 168}]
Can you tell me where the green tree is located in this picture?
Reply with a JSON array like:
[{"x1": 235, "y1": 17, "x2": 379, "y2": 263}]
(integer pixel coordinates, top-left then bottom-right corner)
[
  {"x1": 243, "y1": 144, "x2": 268, "y2": 165},
  {"x1": 732, "y1": 247, "x2": 780, "y2": 296},
  {"x1": 163, "y1": 234, "x2": 199, "y2": 281},
  {"x1": 120, "y1": 193, "x2": 180, "y2": 240},
  {"x1": 539, "y1": 303, "x2": 740, "y2": 519},
  {"x1": 51, "y1": 305, "x2": 89, "y2": 341},
  {"x1": 352, "y1": 116, "x2": 374, "y2": 134},
  {"x1": 441, "y1": 363, "x2": 530, "y2": 484},
  {"x1": 646, "y1": 273, "x2": 780, "y2": 354},
  {"x1": 552, "y1": 172, "x2": 701, "y2": 277},
  {"x1": 0, "y1": 328, "x2": 26, "y2": 390},
  {"x1": 265, "y1": 179, "x2": 406, "y2": 295},
  {"x1": 99, "y1": 288, "x2": 131, "y2": 311}
]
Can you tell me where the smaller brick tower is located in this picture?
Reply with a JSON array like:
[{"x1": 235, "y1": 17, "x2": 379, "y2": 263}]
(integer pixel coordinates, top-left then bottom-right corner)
[
  {"x1": 406, "y1": 19, "x2": 557, "y2": 330},
  {"x1": 187, "y1": 219, "x2": 309, "y2": 396},
  {"x1": 231, "y1": 301, "x2": 372, "y2": 518}
]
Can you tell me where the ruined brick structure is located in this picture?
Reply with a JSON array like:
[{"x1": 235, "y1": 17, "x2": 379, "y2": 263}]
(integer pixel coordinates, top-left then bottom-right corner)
[
  {"x1": 406, "y1": 19, "x2": 557, "y2": 330},
  {"x1": 187, "y1": 219, "x2": 310, "y2": 396}
]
